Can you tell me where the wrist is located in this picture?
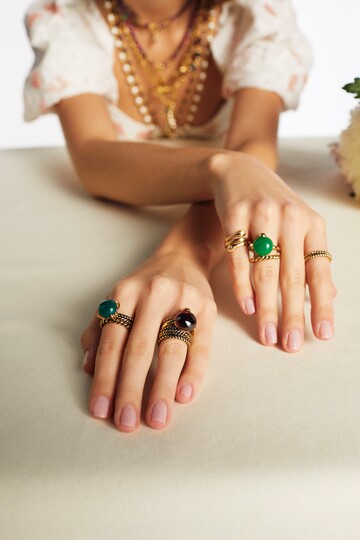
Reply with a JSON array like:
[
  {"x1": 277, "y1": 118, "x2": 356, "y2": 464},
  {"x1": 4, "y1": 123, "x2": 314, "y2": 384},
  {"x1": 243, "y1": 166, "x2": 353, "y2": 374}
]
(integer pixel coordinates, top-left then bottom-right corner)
[
  {"x1": 155, "y1": 201, "x2": 225, "y2": 278},
  {"x1": 155, "y1": 232, "x2": 215, "y2": 278}
]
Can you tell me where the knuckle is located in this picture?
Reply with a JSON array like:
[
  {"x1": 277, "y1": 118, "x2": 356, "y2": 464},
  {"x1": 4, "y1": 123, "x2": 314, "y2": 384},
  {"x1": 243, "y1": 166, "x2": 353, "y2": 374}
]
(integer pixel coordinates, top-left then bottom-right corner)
[
  {"x1": 282, "y1": 270, "x2": 305, "y2": 289},
  {"x1": 309, "y1": 269, "x2": 332, "y2": 288},
  {"x1": 125, "y1": 338, "x2": 153, "y2": 363},
  {"x1": 161, "y1": 339, "x2": 186, "y2": 358},
  {"x1": 314, "y1": 305, "x2": 333, "y2": 319},
  {"x1": 311, "y1": 211, "x2": 326, "y2": 232},
  {"x1": 282, "y1": 202, "x2": 302, "y2": 222},
  {"x1": 148, "y1": 274, "x2": 174, "y2": 297},
  {"x1": 202, "y1": 299, "x2": 217, "y2": 320},
  {"x1": 224, "y1": 200, "x2": 248, "y2": 228},
  {"x1": 187, "y1": 363, "x2": 208, "y2": 386},
  {"x1": 283, "y1": 314, "x2": 304, "y2": 328},
  {"x1": 96, "y1": 339, "x2": 119, "y2": 358},
  {"x1": 229, "y1": 250, "x2": 248, "y2": 273},
  {"x1": 190, "y1": 343, "x2": 211, "y2": 362},
  {"x1": 110, "y1": 281, "x2": 125, "y2": 299},
  {"x1": 256, "y1": 306, "x2": 277, "y2": 320},
  {"x1": 254, "y1": 198, "x2": 276, "y2": 220},
  {"x1": 179, "y1": 282, "x2": 198, "y2": 302},
  {"x1": 254, "y1": 265, "x2": 278, "y2": 284}
]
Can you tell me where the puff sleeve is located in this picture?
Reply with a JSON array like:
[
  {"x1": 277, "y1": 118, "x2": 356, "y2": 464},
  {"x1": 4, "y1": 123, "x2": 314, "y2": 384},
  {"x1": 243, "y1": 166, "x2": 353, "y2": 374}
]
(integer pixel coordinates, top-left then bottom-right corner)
[
  {"x1": 23, "y1": 0, "x2": 117, "y2": 122},
  {"x1": 221, "y1": 0, "x2": 313, "y2": 110}
]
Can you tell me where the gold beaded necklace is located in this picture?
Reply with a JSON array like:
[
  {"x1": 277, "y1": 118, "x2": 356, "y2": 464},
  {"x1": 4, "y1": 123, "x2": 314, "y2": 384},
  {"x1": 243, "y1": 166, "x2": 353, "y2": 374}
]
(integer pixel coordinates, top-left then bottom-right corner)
[{"x1": 103, "y1": 0, "x2": 218, "y2": 138}]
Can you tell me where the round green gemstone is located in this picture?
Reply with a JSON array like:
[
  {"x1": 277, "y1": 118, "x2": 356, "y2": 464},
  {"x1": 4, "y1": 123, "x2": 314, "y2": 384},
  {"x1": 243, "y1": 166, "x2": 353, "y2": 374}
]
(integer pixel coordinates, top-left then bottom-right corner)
[
  {"x1": 253, "y1": 235, "x2": 273, "y2": 256},
  {"x1": 98, "y1": 299, "x2": 118, "y2": 319}
]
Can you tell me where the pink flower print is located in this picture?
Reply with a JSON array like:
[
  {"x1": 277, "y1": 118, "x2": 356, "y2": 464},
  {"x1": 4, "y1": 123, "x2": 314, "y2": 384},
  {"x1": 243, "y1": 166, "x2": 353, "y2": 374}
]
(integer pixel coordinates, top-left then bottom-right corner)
[
  {"x1": 222, "y1": 86, "x2": 233, "y2": 99},
  {"x1": 30, "y1": 70, "x2": 42, "y2": 89},
  {"x1": 290, "y1": 48, "x2": 304, "y2": 66},
  {"x1": 264, "y1": 3, "x2": 278, "y2": 16},
  {"x1": 26, "y1": 12, "x2": 42, "y2": 29},
  {"x1": 47, "y1": 77, "x2": 68, "y2": 92},
  {"x1": 43, "y1": 2, "x2": 61, "y2": 15},
  {"x1": 303, "y1": 74, "x2": 308, "y2": 86},
  {"x1": 287, "y1": 74, "x2": 298, "y2": 92},
  {"x1": 113, "y1": 122, "x2": 124, "y2": 137},
  {"x1": 136, "y1": 130, "x2": 153, "y2": 140}
]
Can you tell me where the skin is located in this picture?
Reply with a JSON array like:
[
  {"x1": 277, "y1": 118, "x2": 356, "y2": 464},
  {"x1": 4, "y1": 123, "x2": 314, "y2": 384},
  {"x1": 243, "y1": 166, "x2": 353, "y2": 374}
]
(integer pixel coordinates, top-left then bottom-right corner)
[{"x1": 55, "y1": 0, "x2": 336, "y2": 432}]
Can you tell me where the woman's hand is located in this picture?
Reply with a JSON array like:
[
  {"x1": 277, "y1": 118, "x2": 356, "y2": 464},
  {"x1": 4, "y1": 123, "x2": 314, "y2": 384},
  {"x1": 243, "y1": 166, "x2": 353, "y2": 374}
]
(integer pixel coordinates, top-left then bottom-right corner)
[
  {"x1": 206, "y1": 151, "x2": 336, "y2": 352},
  {"x1": 80, "y1": 252, "x2": 217, "y2": 432}
]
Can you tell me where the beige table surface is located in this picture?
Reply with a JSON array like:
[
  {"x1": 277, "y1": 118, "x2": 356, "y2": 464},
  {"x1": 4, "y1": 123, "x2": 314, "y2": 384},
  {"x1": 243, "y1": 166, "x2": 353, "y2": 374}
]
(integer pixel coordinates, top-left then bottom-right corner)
[{"x1": 1, "y1": 138, "x2": 359, "y2": 539}]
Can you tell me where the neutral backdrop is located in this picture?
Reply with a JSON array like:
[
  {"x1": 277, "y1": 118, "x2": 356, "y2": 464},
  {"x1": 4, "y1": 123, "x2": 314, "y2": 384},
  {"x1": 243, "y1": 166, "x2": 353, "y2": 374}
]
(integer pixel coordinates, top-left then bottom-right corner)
[{"x1": 0, "y1": 0, "x2": 358, "y2": 149}]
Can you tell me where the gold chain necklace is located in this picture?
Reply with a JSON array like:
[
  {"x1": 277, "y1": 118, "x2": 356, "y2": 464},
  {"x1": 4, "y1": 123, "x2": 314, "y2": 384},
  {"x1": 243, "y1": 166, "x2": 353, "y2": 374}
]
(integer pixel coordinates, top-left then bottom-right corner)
[{"x1": 103, "y1": 0, "x2": 218, "y2": 138}]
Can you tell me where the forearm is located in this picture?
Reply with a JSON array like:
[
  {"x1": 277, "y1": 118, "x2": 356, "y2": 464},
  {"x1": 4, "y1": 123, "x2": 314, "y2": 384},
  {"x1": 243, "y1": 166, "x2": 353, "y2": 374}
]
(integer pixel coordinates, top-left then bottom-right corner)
[{"x1": 74, "y1": 139, "x2": 222, "y2": 205}]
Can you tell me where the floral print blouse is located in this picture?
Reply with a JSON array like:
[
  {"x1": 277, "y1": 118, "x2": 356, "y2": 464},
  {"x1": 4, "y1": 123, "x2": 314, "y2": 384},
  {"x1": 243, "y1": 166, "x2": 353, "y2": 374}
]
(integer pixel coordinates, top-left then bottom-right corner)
[{"x1": 23, "y1": 0, "x2": 313, "y2": 142}]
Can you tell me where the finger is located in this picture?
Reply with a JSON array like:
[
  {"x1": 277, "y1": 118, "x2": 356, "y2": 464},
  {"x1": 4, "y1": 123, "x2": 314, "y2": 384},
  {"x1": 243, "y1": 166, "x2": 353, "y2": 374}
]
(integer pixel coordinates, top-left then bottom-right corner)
[
  {"x1": 114, "y1": 277, "x2": 178, "y2": 433},
  {"x1": 146, "y1": 337, "x2": 188, "y2": 429},
  {"x1": 80, "y1": 312, "x2": 101, "y2": 375},
  {"x1": 279, "y1": 205, "x2": 306, "y2": 353},
  {"x1": 223, "y1": 202, "x2": 255, "y2": 315},
  {"x1": 89, "y1": 296, "x2": 136, "y2": 421},
  {"x1": 304, "y1": 216, "x2": 335, "y2": 340},
  {"x1": 250, "y1": 200, "x2": 280, "y2": 346},
  {"x1": 175, "y1": 300, "x2": 217, "y2": 404}
]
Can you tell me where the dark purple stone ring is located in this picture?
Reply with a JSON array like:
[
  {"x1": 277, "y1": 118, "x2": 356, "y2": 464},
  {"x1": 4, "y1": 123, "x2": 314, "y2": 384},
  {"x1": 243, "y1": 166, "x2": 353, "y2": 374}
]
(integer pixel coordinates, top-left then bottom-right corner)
[
  {"x1": 173, "y1": 308, "x2": 197, "y2": 332},
  {"x1": 157, "y1": 308, "x2": 197, "y2": 348}
]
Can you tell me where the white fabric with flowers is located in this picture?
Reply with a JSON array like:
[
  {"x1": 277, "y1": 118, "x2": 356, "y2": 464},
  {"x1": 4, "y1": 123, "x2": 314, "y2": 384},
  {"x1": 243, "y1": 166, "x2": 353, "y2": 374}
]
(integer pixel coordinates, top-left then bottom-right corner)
[{"x1": 23, "y1": 0, "x2": 313, "y2": 141}]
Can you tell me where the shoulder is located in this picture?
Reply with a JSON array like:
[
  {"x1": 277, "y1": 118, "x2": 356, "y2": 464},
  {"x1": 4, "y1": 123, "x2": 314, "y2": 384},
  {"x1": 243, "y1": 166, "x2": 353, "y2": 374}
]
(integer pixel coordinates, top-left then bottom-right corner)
[
  {"x1": 23, "y1": 0, "x2": 117, "y2": 122},
  {"x1": 24, "y1": 1, "x2": 100, "y2": 42}
]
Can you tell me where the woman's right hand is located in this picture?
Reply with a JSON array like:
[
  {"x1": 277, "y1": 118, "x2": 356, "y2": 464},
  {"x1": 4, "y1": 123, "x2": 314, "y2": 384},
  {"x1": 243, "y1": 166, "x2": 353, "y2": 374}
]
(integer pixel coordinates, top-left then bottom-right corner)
[
  {"x1": 206, "y1": 151, "x2": 336, "y2": 353},
  {"x1": 80, "y1": 250, "x2": 217, "y2": 433}
]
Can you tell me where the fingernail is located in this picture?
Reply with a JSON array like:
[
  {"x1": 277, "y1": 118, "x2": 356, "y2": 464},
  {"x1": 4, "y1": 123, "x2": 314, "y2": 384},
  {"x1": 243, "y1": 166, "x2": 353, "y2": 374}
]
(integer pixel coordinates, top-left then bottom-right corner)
[
  {"x1": 151, "y1": 401, "x2": 167, "y2": 423},
  {"x1": 265, "y1": 323, "x2": 277, "y2": 345},
  {"x1": 120, "y1": 405, "x2": 137, "y2": 427},
  {"x1": 245, "y1": 297, "x2": 256, "y2": 315},
  {"x1": 287, "y1": 330, "x2": 302, "y2": 352},
  {"x1": 319, "y1": 320, "x2": 333, "y2": 339},
  {"x1": 93, "y1": 396, "x2": 110, "y2": 418},
  {"x1": 179, "y1": 383, "x2": 193, "y2": 399},
  {"x1": 83, "y1": 350, "x2": 91, "y2": 369}
]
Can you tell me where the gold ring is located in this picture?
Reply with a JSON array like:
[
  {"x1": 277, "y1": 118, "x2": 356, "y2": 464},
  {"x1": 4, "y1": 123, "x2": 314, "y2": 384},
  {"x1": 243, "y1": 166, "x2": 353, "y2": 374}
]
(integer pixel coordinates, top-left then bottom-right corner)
[
  {"x1": 157, "y1": 308, "x2": 197, "y2": 349},
  {"x1": 97, "y1": 299, "x2": 134, "y2": 331},
  {"x1": 249, "y1": 253, "x2": 281, "y2": 263},
  {"x1": 224, "y1": 229, "x2": 248, "y2": 253},
  {"x1": 304, "y1": 250, "x2": 332, "y2": 263}
]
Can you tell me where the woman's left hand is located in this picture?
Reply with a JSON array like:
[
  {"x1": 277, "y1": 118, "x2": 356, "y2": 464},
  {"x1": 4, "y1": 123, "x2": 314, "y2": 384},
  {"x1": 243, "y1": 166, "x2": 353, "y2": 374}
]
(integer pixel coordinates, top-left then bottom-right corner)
[{"x1": 80, "y1": 251, "x2": 217, "y2": 432}]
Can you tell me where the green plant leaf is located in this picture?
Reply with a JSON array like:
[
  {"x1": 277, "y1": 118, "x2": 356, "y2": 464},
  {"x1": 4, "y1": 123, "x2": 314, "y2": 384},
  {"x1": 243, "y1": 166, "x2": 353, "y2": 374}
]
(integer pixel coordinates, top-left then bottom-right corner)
[{"x1": 342, "y1": 78, "x2": 360, "y2": 99}]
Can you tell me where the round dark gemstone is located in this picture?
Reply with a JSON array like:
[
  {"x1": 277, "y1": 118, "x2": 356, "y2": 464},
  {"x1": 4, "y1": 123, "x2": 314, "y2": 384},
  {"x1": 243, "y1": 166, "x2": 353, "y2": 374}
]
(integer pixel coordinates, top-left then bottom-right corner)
[
  {"x1": 174, "y1": 310, "x2": 197, "y2": 332},
  {"x1": 98, "y1": 299, "x2": 118, "y2": 318}
]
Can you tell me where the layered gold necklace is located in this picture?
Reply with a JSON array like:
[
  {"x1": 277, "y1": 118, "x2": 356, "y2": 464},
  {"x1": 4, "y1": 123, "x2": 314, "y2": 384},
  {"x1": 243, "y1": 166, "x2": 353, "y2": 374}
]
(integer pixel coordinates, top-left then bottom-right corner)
[{"x1": 103, "y1": 0, "x2": 218, "y2": 138}]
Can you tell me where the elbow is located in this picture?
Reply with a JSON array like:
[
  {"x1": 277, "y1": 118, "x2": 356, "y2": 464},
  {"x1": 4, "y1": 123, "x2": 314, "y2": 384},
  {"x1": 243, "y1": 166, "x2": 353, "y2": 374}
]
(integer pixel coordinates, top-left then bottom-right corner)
[
  {"x1": 70, "y1": 142, "x2": 106, "y2": 200},
  {"x1": 79, "y1": 170, "x2": 103, "y2": 199}
]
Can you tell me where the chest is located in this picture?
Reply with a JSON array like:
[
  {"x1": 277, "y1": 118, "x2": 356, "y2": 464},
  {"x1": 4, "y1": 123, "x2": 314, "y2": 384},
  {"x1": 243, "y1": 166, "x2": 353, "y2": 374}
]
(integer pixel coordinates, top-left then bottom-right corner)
[{"x1": 97, "y1": 1, "x2": 225, "y2": 130}]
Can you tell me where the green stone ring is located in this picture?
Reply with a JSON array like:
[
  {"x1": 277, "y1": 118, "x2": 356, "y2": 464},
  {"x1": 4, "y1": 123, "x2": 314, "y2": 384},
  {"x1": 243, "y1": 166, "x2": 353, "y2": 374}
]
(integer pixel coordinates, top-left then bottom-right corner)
[
  {"x1": 97, "y1": 299, "x2": 134, "y2": 331},
  {"x1": 249, "y1": 233, "x2": 281, "y2": 262}
]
